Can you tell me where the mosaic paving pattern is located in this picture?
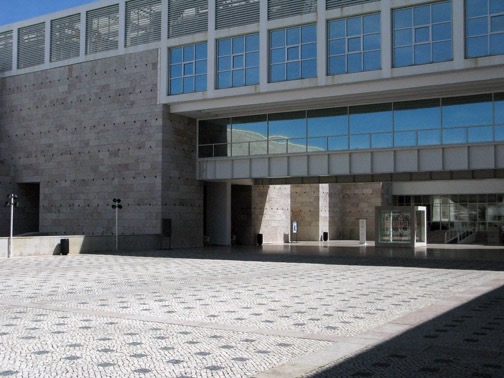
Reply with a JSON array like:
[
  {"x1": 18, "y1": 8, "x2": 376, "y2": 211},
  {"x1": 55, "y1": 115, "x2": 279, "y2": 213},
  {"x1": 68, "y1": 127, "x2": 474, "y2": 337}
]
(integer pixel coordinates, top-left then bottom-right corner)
[{"x1": 0, "y1": 253, "x2": 503, "y2": 377}]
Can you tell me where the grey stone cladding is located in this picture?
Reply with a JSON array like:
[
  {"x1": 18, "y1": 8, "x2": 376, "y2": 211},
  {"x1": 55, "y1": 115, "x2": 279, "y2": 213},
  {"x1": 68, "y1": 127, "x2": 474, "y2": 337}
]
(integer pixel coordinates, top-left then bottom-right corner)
[{"x1": 0, "y1": 49, "x2": 203, "y2": 247}]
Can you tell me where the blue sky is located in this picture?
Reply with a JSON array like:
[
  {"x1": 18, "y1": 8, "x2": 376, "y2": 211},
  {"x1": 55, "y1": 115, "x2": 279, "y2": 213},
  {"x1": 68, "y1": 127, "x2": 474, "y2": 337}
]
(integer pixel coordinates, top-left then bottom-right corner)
[{"x1": 0, "y1": 0, "x2": 99, "y2": 26}]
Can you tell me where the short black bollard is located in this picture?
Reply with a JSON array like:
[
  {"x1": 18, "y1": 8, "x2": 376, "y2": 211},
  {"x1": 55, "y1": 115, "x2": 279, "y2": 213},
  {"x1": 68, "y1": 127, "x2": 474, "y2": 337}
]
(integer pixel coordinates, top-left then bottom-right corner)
[
  {"x1": 60, "y1": 239, "x2": 69, "y2": 255},
  {"x1": 256, "y1": 233, "x2": 263, "y2": 246}
]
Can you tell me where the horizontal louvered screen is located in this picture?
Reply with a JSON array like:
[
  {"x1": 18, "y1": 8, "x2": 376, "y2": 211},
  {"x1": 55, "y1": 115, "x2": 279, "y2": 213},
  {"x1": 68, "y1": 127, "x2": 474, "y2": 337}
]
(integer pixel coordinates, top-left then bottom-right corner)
[
  {"x1": 86, "y1": 4, "x2": 120, "y2": 54},
  {"x1": 216, "y1": 0, "x2": 260, "y2": 29},
  {"x1": 51, "y1": 14, "x2": 81, "y2": 63},
  {"x1": 168, "y1": 0, "x2": 208, "y2": 38},
  {"x1": 126, "y1": 0, "x2": 162, "y2": 47},
  {"x1": 0, "y1": 30, "x2": 13, "y2": 72},
  {"x1": 268, "y1": 0, "x2": 317, "y2": 20},
  {"x1": 18, "y1": 23, "x2": 45, "y2": 69},
  {"x1": 326, "y1": 0, "x2": 380, "y2": 10}
]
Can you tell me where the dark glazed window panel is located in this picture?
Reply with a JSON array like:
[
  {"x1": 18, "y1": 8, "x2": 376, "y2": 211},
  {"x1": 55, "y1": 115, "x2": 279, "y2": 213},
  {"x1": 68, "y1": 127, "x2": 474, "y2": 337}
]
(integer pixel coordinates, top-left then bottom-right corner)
[
  {"x1": 198, "y1": 119, "x2": 231, "y2": 145},
  {"x1": 442, "y1": 95, "x2": 493, "y2": 127}
]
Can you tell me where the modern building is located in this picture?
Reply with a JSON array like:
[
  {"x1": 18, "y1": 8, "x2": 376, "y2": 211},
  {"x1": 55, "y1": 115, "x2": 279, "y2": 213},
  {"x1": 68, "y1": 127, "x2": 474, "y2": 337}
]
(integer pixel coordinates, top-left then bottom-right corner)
[{"x1": 0, "y1": 0, "x2": 503, "y2": 249}]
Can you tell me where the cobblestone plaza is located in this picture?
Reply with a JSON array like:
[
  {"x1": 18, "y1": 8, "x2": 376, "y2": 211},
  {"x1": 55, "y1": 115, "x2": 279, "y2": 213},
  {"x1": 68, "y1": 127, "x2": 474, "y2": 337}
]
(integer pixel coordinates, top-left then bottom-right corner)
[{"x1": 0, "y1": 244, "x2": 503, "y2": 377}]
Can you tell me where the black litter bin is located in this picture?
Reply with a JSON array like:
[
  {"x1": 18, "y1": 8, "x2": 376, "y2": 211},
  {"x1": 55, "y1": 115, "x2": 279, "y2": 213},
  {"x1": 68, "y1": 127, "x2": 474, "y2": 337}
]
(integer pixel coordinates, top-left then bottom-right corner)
[
  {"x1": 256, "y1": 233, "x2": 263, "y2": 246},
  {"x1": 323, "y1": 232, "x2": 328, "y2": 241},
  {"x1": 60, "y1": 239, "x2": 69, "y2": 255}
]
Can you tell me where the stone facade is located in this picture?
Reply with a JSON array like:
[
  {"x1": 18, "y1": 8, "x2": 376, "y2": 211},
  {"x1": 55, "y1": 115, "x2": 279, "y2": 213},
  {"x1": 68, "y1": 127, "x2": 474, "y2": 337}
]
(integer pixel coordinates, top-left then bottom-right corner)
[
  {"x1": 249, "y1": 182, "x2": 391, "y2": 243},
  {"x1": 0, "y1": 50, "x2": 202, "y2": 248}
]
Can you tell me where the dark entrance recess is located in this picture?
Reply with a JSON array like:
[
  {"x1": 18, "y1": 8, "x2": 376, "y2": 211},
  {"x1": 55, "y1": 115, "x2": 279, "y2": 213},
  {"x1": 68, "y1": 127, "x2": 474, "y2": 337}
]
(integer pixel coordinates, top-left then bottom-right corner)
[{"x1": 16, "y1": 183, "x2": 40, "y2": 235}]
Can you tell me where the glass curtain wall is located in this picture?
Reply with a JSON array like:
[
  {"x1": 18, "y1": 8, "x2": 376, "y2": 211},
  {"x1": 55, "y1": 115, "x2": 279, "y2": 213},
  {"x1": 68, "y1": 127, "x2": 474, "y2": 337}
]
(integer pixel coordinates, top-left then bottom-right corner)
[
  {"x1": 395, "y1": 194, "x2": 504, "y2": 232},
  {"x1": 199, "y1": 92, "x2": 504, "y2": 158}
]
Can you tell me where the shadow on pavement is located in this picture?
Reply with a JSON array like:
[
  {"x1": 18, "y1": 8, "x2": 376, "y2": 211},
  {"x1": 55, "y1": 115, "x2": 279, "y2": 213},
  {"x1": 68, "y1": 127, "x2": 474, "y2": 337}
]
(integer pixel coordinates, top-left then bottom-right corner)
[
  {"x1": 307, "y1": 284, "x2": 504, "y2": 377},
  {"x1": 85, "y1": 243, "x2": 504, "y2": 272}
]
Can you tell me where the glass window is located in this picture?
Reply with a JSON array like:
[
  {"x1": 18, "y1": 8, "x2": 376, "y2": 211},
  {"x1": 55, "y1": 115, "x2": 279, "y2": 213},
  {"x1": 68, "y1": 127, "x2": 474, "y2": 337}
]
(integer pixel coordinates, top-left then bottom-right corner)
[
  {"x1": 442, "y1": 94, "x2": 493, "y2": 128},
  {"x1": 349, "y1": 104, "x2": 392, "y2": 134},
  {"x1": 328, "y1": 13, "x2": 381, "y2": 75},
  {"x1": 198, "y1": 118, "x2": 230, "y2": 157},
  {"x1": 270, "y1": 24, "x2": 317, "y2": 82},
  {"x1": 466, "y1": 0, "x2": 504, "y2": 58},
  {"x1": 495, "y1": 93, "x2": 504, "y2": 124},
  {"x1": 269, "y1": 111, "x2": 306, "y2": 139},
  {"x1": 307, "y1": 108, "x2": 348, "y2": 137},
  {"x1": 169, "y1": 42, "x2": 207, "y2": 95},
  {"x1": 217, "y1": 33, "x2": 259, "y2": 89},
  {"x1": 393, "y1": 1, "x2": 452, "y2": 67},
  {"x1": 394, "y1": 99, "x2": 441, "y2": 131}
]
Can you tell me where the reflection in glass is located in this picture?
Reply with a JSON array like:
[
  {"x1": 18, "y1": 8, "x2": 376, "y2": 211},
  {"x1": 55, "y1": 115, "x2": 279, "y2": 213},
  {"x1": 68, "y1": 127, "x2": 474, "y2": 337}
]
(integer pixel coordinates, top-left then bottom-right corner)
[
  {"x1": 198, "y1": 92, "x2": 501, "y2": 157},
  {"x1": 495, "y1": 93, "x2": 504, "y2": 123},
  {"x1": 269, "y1": 111, "x2": 306, "y2": 139},
  {"x1": 372, "y1": 133, "x2": 393, "y2": 148},
  {"x1": 308, "y1": 108, "x2": 348, "y2": 137},
  {"x1": 231, "y1": 115, "x2": 267, "y2": 143},
  {"x1": 327, "y1": 13, "x2": 380, "y2": 75},
  {"x1": 350, "y1": 104, "x2": 392, "y2": 134},
  {"x1": 468, "y1": 126, "x2": 493, "y2": 142},
  {"x1": 394, "y1": 99, "x2": 440, "y2": 131},
  {"x1": 270, "y1": 24, "x2": 317, "y2": 82},
  {"x1": 442, "y1": 94, "x2": 492, "y2": 127},
  {"x1": 418, "y1": 129, "x2": 441, "y2": 145},
  {"x1": 350, "y1": 134, "x2": 370, "y2": 149},
  {"x1": 443, "y1": 128, "x2": 467, "y2": 144},
  {"x1": 394, "y1": 131, "x2": 417, "y2": 147}
]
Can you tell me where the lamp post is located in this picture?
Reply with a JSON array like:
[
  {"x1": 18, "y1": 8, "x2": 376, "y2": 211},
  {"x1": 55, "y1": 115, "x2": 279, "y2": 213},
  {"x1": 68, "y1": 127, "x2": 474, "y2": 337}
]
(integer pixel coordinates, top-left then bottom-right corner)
[
  {"x1": 5, "y1": 194, "x2": 18, "y2": 258},
  {"x1": 111, "y1": 198, "x2": 122, "y2": 251}
]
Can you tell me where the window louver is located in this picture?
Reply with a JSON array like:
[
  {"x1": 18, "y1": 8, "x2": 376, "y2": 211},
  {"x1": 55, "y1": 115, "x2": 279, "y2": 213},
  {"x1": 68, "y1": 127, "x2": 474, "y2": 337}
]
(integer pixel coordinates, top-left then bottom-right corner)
[
  {"x1": 326, "y1": 0, "x2": 380, "y2": 10},
  {"x1": 216, "y1": 0, "x2": 260, "y2": 30},
  {"x1": 0, "y1": 30, "x2": 13, "y2": 72},
  {"x1": 268, "y1": 0, "x2": 317, "y2": 20},
  {"x1": 51, "y1": 14, "x2": 81, "y2": 63},
  {"x1": 86, "y1": 5, "x2": 120, "y2": 54},
  {"x1": 126, "y1": 0, "x2": 162, "y2": 47},
  {"x1": 18, "y1": 23, "x2": 45, "y2": 69},
  {"x1": 168, "y1": 0, "x2": 208, "y2": 38}
]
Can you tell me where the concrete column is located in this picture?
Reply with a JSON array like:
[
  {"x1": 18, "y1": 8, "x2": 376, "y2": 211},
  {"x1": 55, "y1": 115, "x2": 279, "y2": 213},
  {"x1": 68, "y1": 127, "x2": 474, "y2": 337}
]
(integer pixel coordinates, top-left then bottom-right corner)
[
  {"x1": 381, "y1": 0, "x2": 391, "y2": 78},
  {"x1": 206, "y1": 182, "x2": 231, "y2": 245},
  {"x1": 259, "y1": 0, "x2": 268, "y2": 89},
  {"x1": 317, "y1": 0, "x2": 326, "y2": 86},
  {"x1": 207, "y1": 0, "x2": 216, "y2": 95}
]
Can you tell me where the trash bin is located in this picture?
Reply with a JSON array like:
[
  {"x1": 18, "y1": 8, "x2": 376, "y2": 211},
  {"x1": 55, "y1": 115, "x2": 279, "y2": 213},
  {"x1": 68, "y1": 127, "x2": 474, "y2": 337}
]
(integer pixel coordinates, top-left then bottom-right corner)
[
  {"x1": 60, "y1": 239, "x2": 69, "y2": 255},
  {"x1": 323, "y1": 232, "x2": 328, "y2": 241},
  {"x1": 256, "y1": 233, "x2": 263, "y2": 246}
]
